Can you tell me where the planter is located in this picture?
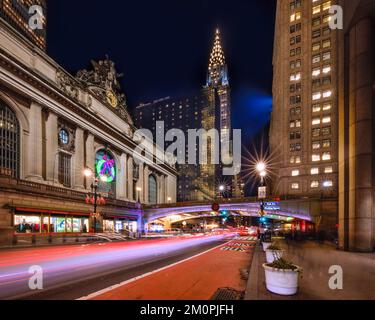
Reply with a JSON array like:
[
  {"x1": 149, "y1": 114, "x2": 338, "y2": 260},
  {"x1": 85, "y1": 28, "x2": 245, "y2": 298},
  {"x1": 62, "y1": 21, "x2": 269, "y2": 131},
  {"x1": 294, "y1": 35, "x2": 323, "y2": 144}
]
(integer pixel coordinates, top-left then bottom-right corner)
[
  {"x1": 265, "y1": 249, "x2": 284, "y2": 263},
  {"x1": 262, "y1": 242, "x2": 272, "y2": 252},
  {"x1": 262, "y1": 263, "x2": 301, "y2": 296}
]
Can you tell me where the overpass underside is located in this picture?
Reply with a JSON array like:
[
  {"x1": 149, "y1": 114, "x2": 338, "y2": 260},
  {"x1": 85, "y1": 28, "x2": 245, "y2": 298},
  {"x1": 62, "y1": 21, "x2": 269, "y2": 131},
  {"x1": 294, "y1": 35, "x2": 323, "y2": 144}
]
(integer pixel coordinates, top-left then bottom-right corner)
[{"x1": 143, "y1": 197, "x2": 336, "y2": 230}]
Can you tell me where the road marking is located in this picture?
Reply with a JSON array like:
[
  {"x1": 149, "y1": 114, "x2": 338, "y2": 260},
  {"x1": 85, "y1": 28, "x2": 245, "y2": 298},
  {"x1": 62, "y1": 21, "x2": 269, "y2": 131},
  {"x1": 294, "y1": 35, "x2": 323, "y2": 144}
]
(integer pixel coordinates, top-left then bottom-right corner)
[{"x1": 77, "y1": 240, "x2": 232, "y2": 300}]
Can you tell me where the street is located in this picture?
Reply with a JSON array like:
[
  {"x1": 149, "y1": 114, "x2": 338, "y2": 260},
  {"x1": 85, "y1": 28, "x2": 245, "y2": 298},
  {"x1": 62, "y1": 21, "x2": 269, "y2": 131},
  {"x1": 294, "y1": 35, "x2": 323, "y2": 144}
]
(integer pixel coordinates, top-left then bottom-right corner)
[{"x1": 0, "y1": 234, "x2": 240, "y2": 300}]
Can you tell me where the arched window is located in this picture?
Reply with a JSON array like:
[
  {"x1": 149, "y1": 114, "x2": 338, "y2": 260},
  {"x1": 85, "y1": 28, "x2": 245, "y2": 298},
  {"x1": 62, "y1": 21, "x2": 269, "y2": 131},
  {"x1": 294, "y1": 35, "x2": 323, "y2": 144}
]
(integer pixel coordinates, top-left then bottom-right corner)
[
  {"x1": 148, "y1": 174, "x2": 157, "y2": 204},
  {"x1": 95, "y1": 150, "x2": 117, "y2": 197},
  {"x1": 0, "y1": 101, "x2": 20, "y2": 178}
]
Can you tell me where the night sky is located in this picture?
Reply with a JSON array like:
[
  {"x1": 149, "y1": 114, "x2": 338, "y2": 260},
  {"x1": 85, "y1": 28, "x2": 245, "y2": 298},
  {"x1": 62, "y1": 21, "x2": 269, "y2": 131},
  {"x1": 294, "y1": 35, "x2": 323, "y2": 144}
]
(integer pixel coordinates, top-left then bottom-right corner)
[{"x1": 46, "y1": 0, "x2": 276, "y2": 144}]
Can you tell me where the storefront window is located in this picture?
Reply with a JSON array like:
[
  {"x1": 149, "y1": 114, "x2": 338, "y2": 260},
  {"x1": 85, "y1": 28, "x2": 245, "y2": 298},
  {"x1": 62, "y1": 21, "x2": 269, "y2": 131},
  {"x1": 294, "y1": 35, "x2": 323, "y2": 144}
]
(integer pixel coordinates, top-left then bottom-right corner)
[
  {"x1": 15, "y1": 213, "x2": 89, "y2": 234},
  {"x1": 14, "y1": 215, "x2": 41, "y2": 233},
  {"x1": 103, "y1": 219, "x2": 115, "y2": 232}
]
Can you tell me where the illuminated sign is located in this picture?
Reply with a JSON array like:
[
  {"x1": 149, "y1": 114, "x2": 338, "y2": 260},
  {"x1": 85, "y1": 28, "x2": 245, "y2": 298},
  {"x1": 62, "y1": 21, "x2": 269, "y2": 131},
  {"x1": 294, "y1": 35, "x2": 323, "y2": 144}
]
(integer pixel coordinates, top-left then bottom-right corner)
[
  {"x1": 264, "y1": 202, "x2": 280, "y2": 211},
  {"x1": 96, "y1": 152, "x2": 116, "y2": 183}
]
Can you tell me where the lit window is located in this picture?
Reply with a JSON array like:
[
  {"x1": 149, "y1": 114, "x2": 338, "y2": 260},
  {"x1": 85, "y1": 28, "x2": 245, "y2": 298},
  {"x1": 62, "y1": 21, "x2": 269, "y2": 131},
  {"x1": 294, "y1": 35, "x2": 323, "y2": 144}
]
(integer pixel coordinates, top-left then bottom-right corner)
[
  {"x1": 290, "y1": 121, "x2": 296, "y2": 128},
  {"x1": 295, "y1": 156, "x2": 301, "y2": 164},
  {"x1": 322, "y1": 152, "x2": 331, "y2": 161},
  {"x1": 312, "y1": 68, "x2": 321, "y2": 77},
  {"x1": 322, "y1": 116, "x2": 331, "y2": 123},
  {"x1": 312, "y1": 104, "x2": 321, "y2": 113},
  {"x1": 290, "y1": 156, "x2": 295, "y2": 164},
  {"x1": 313, "y1": 92, "x2": 322, "y2": 100},
  {"x1": 296, "y1": 12, "x2": 301, "y2": 20},
  {"x1": 322, "y1": 1, "x2": 331, "y2": 11},
  {"x1": 323, "y1": 139, "x2": 331, "y2": 148},
  {"x1": 312, "y1": 42, "x2": 321, "y2": 51},
  {"x1": 322, "y1": 102, "x2": 332, "y2": 111},
  {"x1": 312, "y1": 141, "x2": 321, "y2": 150},
  {"x1": 296, "y1": 120, "x2": 301, "y2": 127},
  {"x1": 322, "y1": 51, "x2": 331, "y2": 61},
  {"x1": 323, "y1": 90, "x2": 332, "y2": 98},
  {"x1": 311, "y1": 181, "x2": 319, "y2": 188},
  {"x1": 292, "y1": 170, "x2": 300, "y2": 177},
  {"x1": 312, "y1": 118, "x2": 321, "y2": 125},
  {"x1": 313, "y1": 5, "x2": 321, "y2": 15},
  {"x1": 322, "y1": 39, "x2": 331, "y2": 48},
  {"x1": 312, "y1": 54, "x2": 321, "y2": 64},
  {"x1": 325, "y1": 166, "x2": 333, "y2": 173},
  {"x1": 322, "y1": 65, "x2": 331, "y2": 74},
  {"x1": 312, "y1": 154, "x2": 321, "y2": 162},
  {"x1": 323, "y1": 180, "x2": 333, "y2": 187},
  {"x1": 311, "y1": 168, "x2": 319, "y2": 175},
  {"x1": 291, "y1": 183, "x2": 300, "y2": 190}
]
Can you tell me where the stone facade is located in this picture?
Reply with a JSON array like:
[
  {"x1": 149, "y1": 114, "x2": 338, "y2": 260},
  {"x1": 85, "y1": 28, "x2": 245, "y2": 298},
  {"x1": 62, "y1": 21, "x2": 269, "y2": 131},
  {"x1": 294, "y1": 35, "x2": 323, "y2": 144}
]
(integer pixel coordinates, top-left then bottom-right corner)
[{"x1": 0, "y1": 19, "x2": 177, "y2": 245}]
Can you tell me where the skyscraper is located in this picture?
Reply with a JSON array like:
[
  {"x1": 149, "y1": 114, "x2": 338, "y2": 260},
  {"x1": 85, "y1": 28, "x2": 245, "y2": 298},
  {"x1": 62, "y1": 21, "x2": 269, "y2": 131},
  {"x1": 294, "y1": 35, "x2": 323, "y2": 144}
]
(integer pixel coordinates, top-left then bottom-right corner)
[
  {"x1": 0, "y1": 0, "x2": 46, "y2": 50},
  {"x1": 135, "y1": 29, "x2": 237, "y2": 202},
  {"x1": 270, "y1": 0, "x2": 375, "y2": 251},
  {"x1": 270, "y1": 0, "x2": 339, "y2": 231}
]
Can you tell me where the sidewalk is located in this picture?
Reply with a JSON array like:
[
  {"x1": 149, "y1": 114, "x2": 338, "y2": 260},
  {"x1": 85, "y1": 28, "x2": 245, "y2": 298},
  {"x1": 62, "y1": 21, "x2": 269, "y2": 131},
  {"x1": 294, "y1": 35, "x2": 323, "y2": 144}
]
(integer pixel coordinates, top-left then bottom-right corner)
[
  {"x1": 85, "y1": 238, "x2": 256, "y2": 300},
  {"x1": 245, "y1": 240, "x2": 375, "y2": 300}
]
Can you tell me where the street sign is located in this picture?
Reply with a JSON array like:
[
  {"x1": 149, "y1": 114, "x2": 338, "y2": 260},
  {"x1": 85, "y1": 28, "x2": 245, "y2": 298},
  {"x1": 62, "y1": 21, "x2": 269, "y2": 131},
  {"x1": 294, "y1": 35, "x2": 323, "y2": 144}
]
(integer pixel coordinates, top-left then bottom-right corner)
[{"x1": 258, "y1": 186, "x2": 267, "y2": 199}]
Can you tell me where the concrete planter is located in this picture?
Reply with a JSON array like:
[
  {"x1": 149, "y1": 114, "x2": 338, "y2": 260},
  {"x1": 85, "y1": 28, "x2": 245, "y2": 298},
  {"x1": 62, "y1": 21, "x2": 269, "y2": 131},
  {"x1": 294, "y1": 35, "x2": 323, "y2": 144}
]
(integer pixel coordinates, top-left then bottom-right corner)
[
  {"x1": 265, "y1": 249, "x2": 284, "y2": 263},
  {"x1": 262, "y1": 242, "x2": 272, "y2": 252},
  {"x1": 263, "y1": 263, "x2": 301, "y2": 296}
]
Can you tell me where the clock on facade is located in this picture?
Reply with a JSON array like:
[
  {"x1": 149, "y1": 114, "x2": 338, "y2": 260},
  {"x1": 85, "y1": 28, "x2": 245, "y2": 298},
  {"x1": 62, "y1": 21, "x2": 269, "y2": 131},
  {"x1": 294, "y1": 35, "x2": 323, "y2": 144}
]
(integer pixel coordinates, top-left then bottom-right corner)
[{"x1": 59, "y1": 129, "x2": 69, "y2": 144}]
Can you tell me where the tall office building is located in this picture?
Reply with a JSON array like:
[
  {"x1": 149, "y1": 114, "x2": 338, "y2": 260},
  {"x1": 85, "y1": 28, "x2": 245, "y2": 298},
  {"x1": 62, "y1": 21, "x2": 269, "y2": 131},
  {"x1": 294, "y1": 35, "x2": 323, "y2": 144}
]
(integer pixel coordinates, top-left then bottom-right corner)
[
  {"x1": 270, "y1": 0, "x2": 375, "y2": 252},
  {"x1": 270, "y1": 0, "x2": 339, "y2": 231},
  {"x1": 0, "y1": 0, "x2": 46, "y2": 50},
  {"x1": 135, "y1": 95, "x2": 206, "y2": 201},
  {"x1": 135, "y1": 29, "x2": 237, "y2": 202}
]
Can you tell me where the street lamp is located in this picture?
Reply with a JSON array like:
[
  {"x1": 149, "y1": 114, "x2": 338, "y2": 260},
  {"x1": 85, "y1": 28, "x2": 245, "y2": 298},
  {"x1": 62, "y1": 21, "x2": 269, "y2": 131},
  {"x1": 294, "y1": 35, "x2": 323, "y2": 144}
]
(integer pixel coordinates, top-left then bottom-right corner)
[
  {"x1": 167, "y1": 197, "x2": 172, "y2": 204},
  {"x1": 136, "y1": 187, "x2": 142, "y2": 203},
  {"x1": 256, "y1": 162, "x2": 267, "y2": 219},
  {"x1": 84, "y1": 168, "x2": 106, "y2": 233},
  {"x1": 219, "y1": 184, "x2": 226, "y2": 198}
]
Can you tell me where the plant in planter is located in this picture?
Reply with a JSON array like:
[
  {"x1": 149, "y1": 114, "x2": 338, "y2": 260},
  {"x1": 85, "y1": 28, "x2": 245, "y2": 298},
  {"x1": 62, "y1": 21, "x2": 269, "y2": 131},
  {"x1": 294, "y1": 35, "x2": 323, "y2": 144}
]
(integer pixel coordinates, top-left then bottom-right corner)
[
  {"x1": 263, "y1": 258, "x2": 302, "y2": 296},
  {"x1": 261, "y1": 240, "x2": 272, "y2": 252},
  {"x1": 265, "y1": 243, "x2": 284, "y2": 263}
]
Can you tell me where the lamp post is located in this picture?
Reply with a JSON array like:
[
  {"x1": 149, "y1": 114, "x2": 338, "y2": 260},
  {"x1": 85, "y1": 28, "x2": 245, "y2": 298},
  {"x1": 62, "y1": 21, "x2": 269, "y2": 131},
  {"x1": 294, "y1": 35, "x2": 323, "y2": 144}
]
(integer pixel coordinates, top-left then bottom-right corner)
[
  {"x1": 136, "y1": 187, "x2": 142, "y2": 203},
  {"x1": 84, "y1": 168, "x2": 106, "y2": 233},
  {"x1": 167, "y1": 197, "x2": 172, "y2": 204},
  {"x1": 219, "y1": 185, "x2": 225, "y2": 198},
  {"x1": 256, "y1": 162, "x2": 267, "y2": 216}
]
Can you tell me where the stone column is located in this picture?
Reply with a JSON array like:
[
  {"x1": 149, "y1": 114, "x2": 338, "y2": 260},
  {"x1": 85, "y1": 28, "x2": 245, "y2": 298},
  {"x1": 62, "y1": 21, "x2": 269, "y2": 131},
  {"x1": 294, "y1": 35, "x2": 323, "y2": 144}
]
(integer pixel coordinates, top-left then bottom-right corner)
[
  {"x1": 144, "y1": 165, "x2": 150, "y2": 204},
  {"x1": 118, "y1": 153, "x2": 127, "y2": 199},
  {"x1": 74, "y1": 128, "x2": 85, "y2": 189},
  {"x1": 348, "y1": 18, "x2": 375, "y2": 252},
  {"x1": 127, "y1": 157, "x2": 134, "y2": 201},
  {"x1": 26, "y1": 102, "x2": 43, "y2": 181},
  {"x1": 45, "y1": 112, "x2": 58, "y2": 183},
  {"x1": 138, "y1": 163, "x2": 144, "y2": 203},
  {"x1": 85, "y1": 133, "x2": 95, "y2": 189}
]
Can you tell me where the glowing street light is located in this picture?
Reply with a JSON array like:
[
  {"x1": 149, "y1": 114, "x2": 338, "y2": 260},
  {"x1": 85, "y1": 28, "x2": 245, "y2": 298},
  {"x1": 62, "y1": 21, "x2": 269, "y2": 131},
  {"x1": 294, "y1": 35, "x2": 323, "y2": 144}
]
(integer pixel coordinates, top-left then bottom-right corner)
[
  {"x1": 83, "y1": 168, "x2": 93, "y2": 178},
  {"x1": 256, "y1": 162, "x2": 266, "y2": 173},
  {"x1": 136, "y1": 187, "x2": 142, "y2": 202}
]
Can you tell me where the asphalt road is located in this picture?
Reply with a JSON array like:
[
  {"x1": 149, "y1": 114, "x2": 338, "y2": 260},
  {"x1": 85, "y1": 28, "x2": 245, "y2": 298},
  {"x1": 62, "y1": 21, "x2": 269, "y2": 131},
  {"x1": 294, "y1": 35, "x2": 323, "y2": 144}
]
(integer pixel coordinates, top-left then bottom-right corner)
[{"x1": 0, "y1": 234, "x2": 233, "y2": 300}]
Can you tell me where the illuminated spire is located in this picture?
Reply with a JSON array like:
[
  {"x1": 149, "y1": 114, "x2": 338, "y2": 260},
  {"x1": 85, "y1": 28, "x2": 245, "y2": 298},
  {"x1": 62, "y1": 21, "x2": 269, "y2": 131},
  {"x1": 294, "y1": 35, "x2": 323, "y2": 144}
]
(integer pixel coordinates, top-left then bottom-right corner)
[
  {"x1": 207, "y1": 28, "x2": 228, "y2": 87},
  {"x1": 209, "y1": 29, "x2": 226, "y2": 71}
]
